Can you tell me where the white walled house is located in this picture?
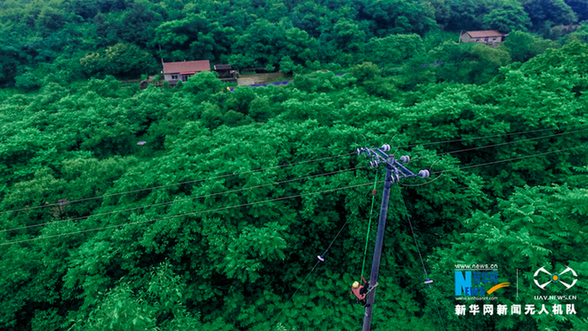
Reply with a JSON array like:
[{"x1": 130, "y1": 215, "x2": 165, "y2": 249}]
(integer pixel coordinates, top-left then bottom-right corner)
[
  {"x1": 163, "y1": 60, "x2": 211, "y2": 84},
  {"x1": 459, "y1": 30, "x2": 507, "y2": 47}
]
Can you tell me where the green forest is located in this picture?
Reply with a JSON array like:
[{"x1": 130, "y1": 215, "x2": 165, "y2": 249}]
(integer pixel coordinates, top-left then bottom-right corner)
[
  {"x1": 1, "y1": 0, "x2": 588, "y2": 330},
  {"x1": 2, "y1": 0, "x2": 588, "y2": 88}
]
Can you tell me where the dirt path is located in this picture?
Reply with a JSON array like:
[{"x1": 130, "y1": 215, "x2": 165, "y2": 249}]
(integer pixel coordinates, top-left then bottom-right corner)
[{"x1": 238, "y1": 72, "x2": 285, "y2": 86}]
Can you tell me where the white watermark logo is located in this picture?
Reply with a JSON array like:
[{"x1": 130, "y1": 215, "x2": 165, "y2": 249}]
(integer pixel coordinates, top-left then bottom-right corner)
[{"x1": 533, "y1": 266, "x2": 577, "y2": 290}]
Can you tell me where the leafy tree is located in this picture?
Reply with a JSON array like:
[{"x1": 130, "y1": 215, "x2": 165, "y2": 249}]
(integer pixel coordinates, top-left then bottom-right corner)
[
  {"x1": 264, "y1": 0, "x2": 289, "y2": 22},
  {"x1": 2, "y1": 3, "x2": 588, "y2": 331},
  {"x1": 281, "y1": 27, "x2": 318, "y2": 65},
  {"x1": 564, "y1": 0, "x2": 588, "y2": 21},
  {"x1": 14, "y1": 70, "x2": 41, "y2": 91},
  {"x1": 444, "y1": 0, "x2": 486, "y2": 31},
  {"x1": 82, "y1": 283, "x2": 158, "y2": 330},
  {"x1": 153, "y1": 13, "x2": 234, "y2": 62},
  {"x1": 428, "y1": 41, "x2": 511, "y2": 84},
  {"x1": 423, "y1": 0, "x2": 452, "y2": 28},
  {"x1": 433, "y1": 183, "x2": 588, "y2": 330},
  {"x1": 80, "y1": 44, "x2": 157, "y2": 78},
  {"x1": 231, "y1": 19, "x2": 285, "y2": 67},
  {"x1": 291, "y1": 1, "x2": 332, "y2": 38},
  {"x1": 330, "y1": 19, "x2": 366, "y2": 65},
  {"x1": 103, "y1": 43, "x2": 158, "y2": 78},
  {"x1": 0, "y1": 43, "x2": 22, "y2": 86},
  {"x1": 522, "y1": 0, "x2": 578, "y2": 30},
  {"x1": 279, "y1": 55, "x2": 296, "y2": 73},
  {"x1": 119, "y1": 4, "x2": 163, "y2": 49},
  {"x1": 500, "y1": 30, "x2": 560, "y2": 62},
  {"x1": 359, "y1": 0, "x2": 437, "y2": 36},
  {"x1": 351, "y1": 62, "x2": 381, "y2": 82},
  {"x1": 69, "y1": 0, "x2": 100, "y2": 20},
  {"x1": 364, "y1": 34, "x2": 426, "y2": 68},
  {"x1": 482, "y1": 0, "x2": 531, "y2": 32},
  {"x1": 183, "y1": 71, "x2": 223, "y2": 95}
]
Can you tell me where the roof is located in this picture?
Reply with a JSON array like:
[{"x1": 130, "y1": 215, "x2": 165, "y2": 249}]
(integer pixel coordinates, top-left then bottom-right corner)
[
  {"x1": 466, "y1": 30, "x2": 505, "y2": 38},
  {"x1": 163, "y1": 60, "x2": 210, "y2": 74}
]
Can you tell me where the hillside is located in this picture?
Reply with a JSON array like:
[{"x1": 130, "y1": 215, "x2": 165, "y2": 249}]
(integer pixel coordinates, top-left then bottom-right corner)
[
  {"x1": 1, "y1": 0, "x2": 587, "y2": 89},
  {"x1": 0, "y1": 39, "x2": 587, "y2": 329}
]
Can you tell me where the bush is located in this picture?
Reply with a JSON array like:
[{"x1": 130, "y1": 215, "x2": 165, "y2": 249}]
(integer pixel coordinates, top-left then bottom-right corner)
[{"x1": 15, "y1": 71, "x2": 41, "y2": 91}]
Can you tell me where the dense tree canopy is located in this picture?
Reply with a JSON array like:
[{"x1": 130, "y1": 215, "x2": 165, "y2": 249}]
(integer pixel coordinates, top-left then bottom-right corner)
[
  {"x1": 1, "y1": 0, "x2": 588, "y2": 329},
  {"x1": 0, "y1": 32, "x2": 587, "y2": 330},
  {"x1": 0, "y1": 0, "x2": 586, "y2": 85}
]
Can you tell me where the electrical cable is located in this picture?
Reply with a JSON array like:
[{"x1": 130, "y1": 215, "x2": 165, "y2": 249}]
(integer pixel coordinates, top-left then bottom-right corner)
[
  {"x1": 361, "y1": 171, "x2": 378, "y2": 278},
  {"x1": 431, "y1": 144, "x2": 587, "y2": 175},
  {"x1": 273, "y1": 191, "x2": 367, "y2": 327},
  {"x1": 5, "y1": 143, "x2": 585, "y2": 243},
  {"x1": 5, "y1": 143, "x2": 585, "y2": 240},
  {"x1": 435, "y1": 128, "x2": 588, "y2": 157},
  {"x1": 0, "y1": 166, "x2": 364, "y2": 233},
  {"x1": 0, "y1": 152, "x2": 355, "y2": 215},
  {"x1": 398, "y1": 187, "x2": 447, "y2": 331},
  {"x1": 273, "y1": 259, "x2": 321, "y2": 327},
  {"x1": 271, "y1": 138, "x2": 577, "y2": 328},
  {"x1": 7, "y1": 124, "x2": 586, "y2": 216},
  {"x1": 398, "y1": 123, "x2": 588, "y2": 149},
  {"x1": 0, "y1": 180, "x2": 378, "y2": 246},
  {"x1": 364, "y1": 126, "x2": 587, "y2": 169},
  {"x1": 400, "y1": 144, "x2": 587, "y2": 187}
]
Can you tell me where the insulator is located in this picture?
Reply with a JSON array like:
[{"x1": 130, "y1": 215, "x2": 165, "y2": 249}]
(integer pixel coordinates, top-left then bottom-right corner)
[
  {"x1": 369, "y1": 161, "x2": 375, "y2": 168},
  {"x1": 400, "y1": 155, "x2": 410, "y2": 164},
  {"x1": 381, "y1": 144, "x2": 390, "y2": 152},
  {"x1": 418, "y1": 170, "x2": 430, "y2": 178},
  {"x1": 356, "y1": 148, "x2": 361, "y2": 155}
]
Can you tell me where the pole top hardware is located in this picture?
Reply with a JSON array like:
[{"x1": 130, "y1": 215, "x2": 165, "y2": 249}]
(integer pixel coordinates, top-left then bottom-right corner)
[{"x1": 357, "y1": 145, "x2": 430, "y2": 180}]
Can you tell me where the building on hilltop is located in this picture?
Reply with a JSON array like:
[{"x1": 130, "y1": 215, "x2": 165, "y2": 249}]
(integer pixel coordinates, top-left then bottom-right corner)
[
  {"x1": 459, "y1": 30, "x2": 507, "y2": 47},
  {"x1": 163, "y1": 60, "x2": 211, "y2": 84}
]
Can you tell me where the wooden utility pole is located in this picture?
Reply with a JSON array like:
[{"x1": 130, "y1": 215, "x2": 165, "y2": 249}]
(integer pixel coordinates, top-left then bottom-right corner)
[{"x1": 356, "y1": 145, "x2": 430, "y2": 331}]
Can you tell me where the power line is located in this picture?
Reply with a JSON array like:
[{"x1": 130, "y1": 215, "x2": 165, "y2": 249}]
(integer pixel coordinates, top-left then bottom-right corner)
[
  {"x1": 273, "y1": 216, "x2": 353, "y2": 325},
  {"x1": 4, "y1": 143, "x2": 585, "y2": 243},
  {"x1": 273, "y1": 260, "x2": 321, "y2": 328},
  {"x1": 400, "y1": 128, "x2": 587, "y2": 168},
  {"x1": 432, "y1": 144, "x2": 587, "y2": 175},
  {"x1": 0, "y1": 180, "x2": 378, "y2": 246},
  {"x1": 6, "y1": 124, "x2": 585, "y2": 216},
  {"x1": 273, "y1": 188, "x2": 370, "y2": 327},
  {"x1": 398, "y1": 123, "x2": 588, "y2": 149},
  {"x1": 1, "y1": 152, "x2": 355, "y2": 215},
  {"x1": 437, "y1": 128, "x2": 588, "y2": 157},
  {"x1": 4, "y1": 144, "x2": 585, "y2": 245},
  {"x1": 398, "y1": 191, "x2": 447, "y2": 331},
  {"x1": 0, "y1": 166, "x2": 364, "y2": 233},
  {"x1": 401, "y1": 144, "x2": 587, "y2": 187}
]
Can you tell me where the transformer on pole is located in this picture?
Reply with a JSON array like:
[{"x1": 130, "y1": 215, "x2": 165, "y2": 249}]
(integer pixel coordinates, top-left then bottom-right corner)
[{"x1": 356, "y1": 144, "x2": 429, "y2": 331}]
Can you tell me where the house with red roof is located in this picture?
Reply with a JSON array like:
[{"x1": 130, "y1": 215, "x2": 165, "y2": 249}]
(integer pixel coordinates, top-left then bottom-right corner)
[
  {"x1": 459, "y1": 30, "x2": 507, "y2": 47},
  {"x1": 163, "y1": 60, "x2": 211, "y2": 84}
]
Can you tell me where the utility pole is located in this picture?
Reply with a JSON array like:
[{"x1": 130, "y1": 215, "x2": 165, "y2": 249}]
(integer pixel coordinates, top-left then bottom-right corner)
[{"x1": 356, "y1": 144, "x2": 430, "y2": 331}]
